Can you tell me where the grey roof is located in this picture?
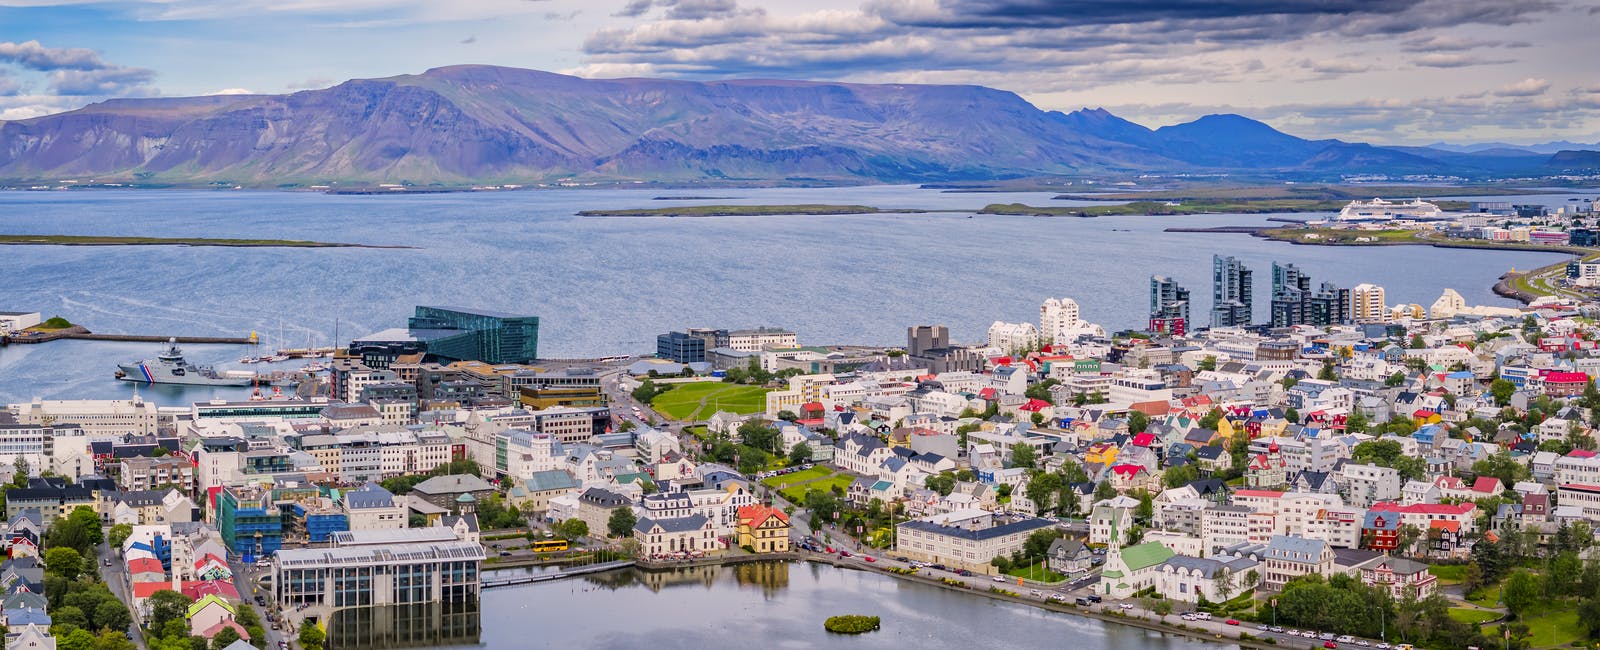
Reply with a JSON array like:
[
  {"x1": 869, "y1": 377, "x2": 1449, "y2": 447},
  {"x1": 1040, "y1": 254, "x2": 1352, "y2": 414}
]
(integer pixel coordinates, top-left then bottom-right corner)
[
  {"x1": 441, "y1": 513, "x2": 480, "y2": 533},
  {"x1": 1264, "y1": 535, "x2": 1327, "y2": 563},
  {"x1": 345, "y1": 483, "x2": 398, "y2": 510},
  {"x1": 1160, "y1": 554, "x2": 1256, "y2": 579},
  {"x1": 897, "y1": 516, "x2": 1055, "y2": 541},
  {"x1": 412, "y1": 474, "x2": 496, "y2": 495},
  {"x1": 1047, "y1": 538, "x2": 1087, "y2": 558},
  {"x1": 526, "y1": 470, "x2": 580, "y2": 492},
  {"x1": 578, "y1": 487, "x2": 629, "y2": 507},
  {"x1": 634, "y1": 513, "x2": 709, "y2": 534}
]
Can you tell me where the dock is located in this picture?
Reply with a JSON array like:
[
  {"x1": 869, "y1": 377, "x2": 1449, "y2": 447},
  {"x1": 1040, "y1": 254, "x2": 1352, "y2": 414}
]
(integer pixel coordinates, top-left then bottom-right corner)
[
  {"x1": 2, "y1": 325, "x2": 256, "y2": 346},
  {"x1": 481, "y1": 560, "x2": 634, "y2": 589}
]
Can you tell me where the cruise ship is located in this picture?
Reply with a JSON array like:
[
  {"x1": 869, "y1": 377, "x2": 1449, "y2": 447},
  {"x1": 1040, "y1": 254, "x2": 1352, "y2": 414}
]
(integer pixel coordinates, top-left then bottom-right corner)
[
  {"x1": 1336, "y1": 197, "x2": 1443, "y2": 221},
  {"x1": 115, "y1": 339, "x2": 257, "y2": 386}
]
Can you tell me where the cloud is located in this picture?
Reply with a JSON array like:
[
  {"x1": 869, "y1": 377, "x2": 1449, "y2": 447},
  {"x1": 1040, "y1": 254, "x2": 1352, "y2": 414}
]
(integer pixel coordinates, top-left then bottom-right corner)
[
  {"x1": 47, "y1": 67, "x2": 156, "y2": 95},
  {"x1": 613, "y1": 0, "x2": 742, "y2": 20},
  {"x1": 204, "y1": 88, "x2": 255, "y2": 95},
  {"x1": 544, "y1": 10, "x2": 581, "y2": 20},
  {"x1": 1494, "y1": 77, "x2": 1550, "y2": 97},
  {"x1": 1413, "y1": 53, "x2": 1514, "y2": 68},
  {"x1": 0, "y1": 40, "x2": 110, "y2": 71},
  {"x1": 0, "y1": 71, "x2": 20, "y2": 96},
  {"x1": 1399, "y1": 35, "x2": 1529, "y2": 52},
  {"x1": 461, "y1": 35, "x2": 478, "y2": 44}
]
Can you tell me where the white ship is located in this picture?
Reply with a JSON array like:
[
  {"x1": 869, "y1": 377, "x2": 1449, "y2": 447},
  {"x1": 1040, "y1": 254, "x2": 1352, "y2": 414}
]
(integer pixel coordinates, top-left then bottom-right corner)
[{"x1": 1337, "y1": 197, "x2": 1443, "y2": 221}]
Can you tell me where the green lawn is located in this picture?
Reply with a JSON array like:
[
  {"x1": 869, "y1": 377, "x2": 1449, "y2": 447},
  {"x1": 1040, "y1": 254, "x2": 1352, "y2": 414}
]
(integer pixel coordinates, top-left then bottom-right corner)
[
  {"x1": 1447, "y1": 608, "x2": 1499, "y2": 625},
  {"x1": 1468, "y1": 585, "x2": 1503, "y2": 609},
  {"x1": 1003, "y1": 561, "x2": 1066, "y2": 583},
  {"x1": 1428, "y1": 564, "x2": 1467, "y2": 584},
  {"x1": 760, "y1": 466, "x2": 835, "y2": 488},
  {"x1": 779, "y1": 476, "x2": 856, "y2": 504},
  {"x1": 649, "y1": 382, "x2": 773, "y2": 421},
  {"x1": 1492, "y1": 609, "x2": 1584, "y2": 648}
]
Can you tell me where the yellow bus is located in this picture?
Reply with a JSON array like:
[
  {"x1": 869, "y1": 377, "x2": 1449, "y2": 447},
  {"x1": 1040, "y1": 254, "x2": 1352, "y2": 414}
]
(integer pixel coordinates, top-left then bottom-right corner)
[{"x1": 532, "y1": 539, "x2": 569, "y2": 553}]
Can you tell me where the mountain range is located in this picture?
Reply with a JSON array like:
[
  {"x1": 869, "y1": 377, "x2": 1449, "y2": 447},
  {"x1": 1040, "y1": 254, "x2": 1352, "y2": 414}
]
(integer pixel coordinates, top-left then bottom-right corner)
[{"x1": 0, "y1": 65, "x2": 1595, "y2": 187}]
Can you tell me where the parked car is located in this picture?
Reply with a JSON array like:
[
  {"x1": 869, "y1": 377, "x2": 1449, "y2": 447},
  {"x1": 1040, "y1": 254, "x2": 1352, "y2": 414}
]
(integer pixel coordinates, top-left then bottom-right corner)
[
  {"x1": 1118, "y1": 603, "x2": 1134, "y2": 610},
  {"x1": 1086, "y1": 595, "x2": 1102, "y2": 603},
  {"x1": 956, "y1": 569, "x2": 973, "y2": 577},
  {"x1": 1337, "y1": 636, "x2": 1355, "y2": 644},
  {"x1": 1075, "y1": 598, "x2": 1089, "y2": 606},
  {"x1": 894, "y1": 556, "x2": 909, "y2": 563}
]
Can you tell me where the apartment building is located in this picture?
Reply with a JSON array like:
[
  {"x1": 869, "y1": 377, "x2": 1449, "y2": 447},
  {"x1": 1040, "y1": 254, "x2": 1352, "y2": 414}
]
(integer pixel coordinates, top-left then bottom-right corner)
[
  {"x1": 119, "y1": 457, "x2": 196, "y2": 492},
  {"x1": 9, "y1": 397, "x2": 158, "y2": 436},
  {"x1": 895, "y1": 509, "x2": 1055, "y2": 575},
  {"x1": 275, "y1": 527, "x2": 484, "y2": 608}
]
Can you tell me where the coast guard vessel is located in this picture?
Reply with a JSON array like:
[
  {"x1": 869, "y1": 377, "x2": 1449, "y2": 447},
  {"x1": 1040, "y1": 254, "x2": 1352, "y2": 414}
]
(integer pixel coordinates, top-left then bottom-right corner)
[{"x1": 115, "y1": 339, "x2": 256, "y2": 386}]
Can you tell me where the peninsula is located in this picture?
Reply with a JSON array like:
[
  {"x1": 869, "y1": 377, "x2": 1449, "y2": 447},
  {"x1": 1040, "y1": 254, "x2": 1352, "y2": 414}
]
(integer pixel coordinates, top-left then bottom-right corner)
[{"x1": 0, "y1": 234, "x2": 416, "y2": 248}]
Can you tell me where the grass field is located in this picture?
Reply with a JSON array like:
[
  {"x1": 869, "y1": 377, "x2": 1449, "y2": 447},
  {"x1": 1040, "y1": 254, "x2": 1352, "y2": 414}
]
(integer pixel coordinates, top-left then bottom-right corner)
[
  {"x1": 779, "y1": 476, "x2": 856, "y2": 503},
  {"x1": 1447, "y1": 608, "x2": 1499, "y2": 625},
  {"x1": 1428, "y1": 564, "x2": 1468, "y2": 584},
  {"x1": 1003, "y1": 561, "x2": 1066, "y2": 583},
  {"x1": 760, "y1": 466, "x2": 835, "y2": 488},
  {"x1": 649, "y1": 382, "x2": 773, "y2": 420},
  {"x1": 1493, "y1": 609, "x2": 1584, "y2": 648},
  {"x1": 1468, "y1": 584, "x2": 1503, "y2": 609}
]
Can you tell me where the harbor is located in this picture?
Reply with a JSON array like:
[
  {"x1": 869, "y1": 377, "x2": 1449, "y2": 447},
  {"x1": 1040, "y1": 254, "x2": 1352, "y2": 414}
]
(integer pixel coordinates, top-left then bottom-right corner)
[{"x1": 0, "y1": 324, "x2": 258, "y2": 346}]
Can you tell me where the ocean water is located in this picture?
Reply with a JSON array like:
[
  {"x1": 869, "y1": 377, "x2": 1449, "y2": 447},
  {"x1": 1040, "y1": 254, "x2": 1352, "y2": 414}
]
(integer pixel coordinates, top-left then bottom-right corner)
[{"x1": 0, "y1": 185, "x2": 1589, "y2": 405}]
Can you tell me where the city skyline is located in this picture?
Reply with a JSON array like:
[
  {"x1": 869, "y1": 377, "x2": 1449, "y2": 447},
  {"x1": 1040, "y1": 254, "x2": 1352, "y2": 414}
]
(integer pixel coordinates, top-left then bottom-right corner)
[{"x1": 0, "y1": 0, "x2": 1595, "y2": 145}]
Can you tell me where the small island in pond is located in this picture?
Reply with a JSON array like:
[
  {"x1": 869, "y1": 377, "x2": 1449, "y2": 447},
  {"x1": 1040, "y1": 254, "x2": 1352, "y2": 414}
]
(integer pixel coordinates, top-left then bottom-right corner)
[
  {"x1": 824, "y1": 615, "x2": 881, "y2": 634},
  {"x1": 577, "y1": 204, "x2": 933, "y2": 217},
  {"x1": 0, "y1": 234, "x2": 416, "y2": 248}
]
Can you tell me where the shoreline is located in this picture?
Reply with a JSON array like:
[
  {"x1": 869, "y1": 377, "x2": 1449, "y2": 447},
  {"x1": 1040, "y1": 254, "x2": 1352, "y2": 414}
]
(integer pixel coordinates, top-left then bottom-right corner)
[{"x1": 1167, "y1": 225, "x2": 1585, "y2": 305}]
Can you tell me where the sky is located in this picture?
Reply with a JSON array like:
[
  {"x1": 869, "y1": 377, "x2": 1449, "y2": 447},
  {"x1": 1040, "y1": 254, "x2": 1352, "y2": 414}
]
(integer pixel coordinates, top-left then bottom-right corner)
[{"x1": 0, "y1": 0, "x2": 1596, "y2": 146}]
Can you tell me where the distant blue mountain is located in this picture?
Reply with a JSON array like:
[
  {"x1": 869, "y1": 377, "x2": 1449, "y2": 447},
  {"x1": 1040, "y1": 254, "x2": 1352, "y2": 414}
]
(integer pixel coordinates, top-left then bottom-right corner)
[{"x1": 0, "y1": 65, "x2": 1590, "y2": 186}]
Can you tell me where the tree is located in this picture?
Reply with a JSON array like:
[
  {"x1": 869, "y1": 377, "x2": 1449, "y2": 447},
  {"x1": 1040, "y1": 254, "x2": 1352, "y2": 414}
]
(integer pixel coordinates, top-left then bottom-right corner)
[
  {"x1": 95, "y1": 630, "x2": 136, "y2": 650},
  {"x1": 1489, "y1": 378, "x2": 1517, "y2": 407},
  {"x1": 94, "y1": 599, "x2": 132, "y2": 634},
  {"x1": 1127, "y1": 411, "x2": 1149, "y2": 434},
  {"x1": 1344, "y1": 408, "x2": 1367, "y2": 434},
  {"x1": 1410, "y1": 334, "x2": 1426, "y2": 349},
  {"x1": 1386, "y1": 371, "x2": 1406, "y2": 387},
  {"x1": 607, "y1": 507, "x2": 638, "y2": 538},
  {"x1": 1502, "y1": 569, "x2": 1541, "y2": 618},
  {"x1": 1162, "y1": 464, "x2": 1198, "y2": 489},
  {"x1": 1318, "y1": 360, "x2": 1337, "y2": 381},
  {"x1": 298, "y1": 620, "x2": 325, "y2": 650},
  {"x1": 13, "y1": 456, "x2": 29, "y2": 485},
  {"x1": 1093, "y1": 480, "x2": 1116, "y2": 501},
  {"x1": 54, "y1": 604, "x2": 89, "y2": 629},
  {"x1": 924, "y1": 473, "x2": 956, "y2": 497},
  {"x1": 1578, "y1": 595, "x2": 1600, "y2": 639},
  {"x1": 57, "y1": 628, "x2": 97, "y2": 650},
  {"x1": 1023, "y1": 472, "x2": 1062, "y2": 515},
  {"x1": 1284, "y1": 407, "x2": 1300, "y2": 424},
  {"x1": 788, "y1": 442, "x2": 813, "y2": 465},
  {"x1": 776, "y1": 410, "x2": 799, "y2": 422},
  {"x1": 1197, "y1": 355, "x2": 1217, "y2": 372},
  {"x1": 146, "y1": 590, "x2": 194, "y2": 631},
  {"x1": 737, "y1": 421, "x2": 782, "y2": 454},
  {"x1": 558, "y1": 518, "x2": 589, "y2": 540},
  {"x1": 1198, "y1": 408, "x2": 1222, "y2": 431},
  {"x1": 107, "y1": 524, "x2": 133, "y2": 550},
  {"x1": 45, "y1": 546, "x2": 84, "y2": 580},
  {"x1": 1473, "y1": 452, "x2": 1530, "y2": 485},
  {"x1": 209, "y1": 628, "x2": 241, "y2": 650},
  {"x1": 1010, "y1": 442, "x2": 1036, "y2": 470}
]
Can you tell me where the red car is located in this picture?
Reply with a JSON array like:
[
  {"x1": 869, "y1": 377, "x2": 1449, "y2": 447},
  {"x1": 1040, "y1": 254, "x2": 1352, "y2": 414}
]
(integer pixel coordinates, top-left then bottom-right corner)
[
  {"x1": 1324, "y1": 643, "x2": 1338, "y2": 649},
  {"x1": 863, "y1": 556, "x2": 876, "y2": 563},
  {"x1": 840, "y1": 551, "x2": 851, "y2": 558},
  {"x1": 1225, "y1": 619, "x2": 1240, "y2": 626},
  {"x1": 824, "y1": 546, "x2": 834, "y2": 553}
]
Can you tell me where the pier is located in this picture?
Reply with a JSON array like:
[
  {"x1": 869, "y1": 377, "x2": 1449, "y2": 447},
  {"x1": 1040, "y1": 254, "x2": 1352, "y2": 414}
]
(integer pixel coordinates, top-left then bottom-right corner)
[
  {"x1": 1, "y1": 325, "x2": 255, "y2": 346},
  {"x1": 481, "y1": 560, "x2": 634, "y2": 588}
]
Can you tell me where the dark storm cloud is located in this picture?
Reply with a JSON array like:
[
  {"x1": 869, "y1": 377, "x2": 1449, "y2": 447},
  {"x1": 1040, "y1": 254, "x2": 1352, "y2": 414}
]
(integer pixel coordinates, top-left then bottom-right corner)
[{"x1": 614, "y1": 0, "x2": 740, "y2": 19}]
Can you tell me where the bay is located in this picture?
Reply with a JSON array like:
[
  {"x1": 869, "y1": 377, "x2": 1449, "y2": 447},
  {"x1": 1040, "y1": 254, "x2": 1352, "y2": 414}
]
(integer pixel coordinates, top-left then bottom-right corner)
[{"x1": 0, "y1": 185, "x2": 1590, "y2": 405}]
